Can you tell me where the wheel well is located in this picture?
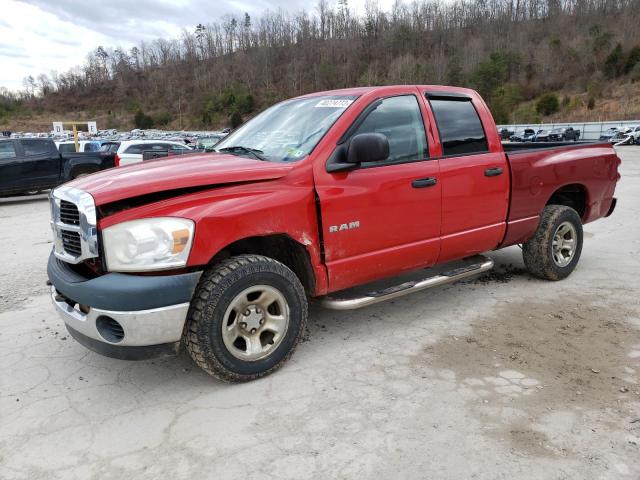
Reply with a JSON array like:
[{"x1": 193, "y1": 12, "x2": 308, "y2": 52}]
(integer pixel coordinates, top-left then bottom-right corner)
[
  {"x1": 546, "y1": 184, "x2": 587, "y2": 219},
  {"x1": 209, "y1": 235, "x2": 315, "y2": 294},
  {"x1": 71, "y1": 166, "x2": 98, "y2": 179}
]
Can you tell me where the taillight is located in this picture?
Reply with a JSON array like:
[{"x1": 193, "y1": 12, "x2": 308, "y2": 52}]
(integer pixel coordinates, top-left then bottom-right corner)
[{"x1": 114, "y1": 154, "x2": 120, "y2": 167}]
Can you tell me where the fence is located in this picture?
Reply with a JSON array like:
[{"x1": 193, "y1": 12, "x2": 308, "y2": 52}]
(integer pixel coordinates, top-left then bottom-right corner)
[{"x1": 496, "y1": 120, "x2": 640, "y2": 140}]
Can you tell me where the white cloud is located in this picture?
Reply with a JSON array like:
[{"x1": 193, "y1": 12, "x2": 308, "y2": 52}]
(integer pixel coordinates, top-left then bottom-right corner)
[{"x1": 2, "y1": 0, "x2": 397, "y2": 91}]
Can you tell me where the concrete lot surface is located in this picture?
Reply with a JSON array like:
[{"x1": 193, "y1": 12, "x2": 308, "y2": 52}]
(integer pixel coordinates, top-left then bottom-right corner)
[{"x1": 1, "y1": 149, "x2": 639, "y2": 479}]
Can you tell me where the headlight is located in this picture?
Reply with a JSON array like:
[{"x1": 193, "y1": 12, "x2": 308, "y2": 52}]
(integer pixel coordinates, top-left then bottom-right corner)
[{"x1": 103, "y1": 217, "x2": 195, "y2": 272}]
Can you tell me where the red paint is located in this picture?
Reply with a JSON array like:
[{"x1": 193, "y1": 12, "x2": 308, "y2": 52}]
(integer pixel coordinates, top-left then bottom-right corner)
[{"x1": 71, "y1": 85, "x2": 621, "y2": 296}]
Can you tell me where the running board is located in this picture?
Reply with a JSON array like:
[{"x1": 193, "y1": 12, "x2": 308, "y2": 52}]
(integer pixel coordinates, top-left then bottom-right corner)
[{"x1": 319, "y1": 255, "x2": 494, "y2": 310}]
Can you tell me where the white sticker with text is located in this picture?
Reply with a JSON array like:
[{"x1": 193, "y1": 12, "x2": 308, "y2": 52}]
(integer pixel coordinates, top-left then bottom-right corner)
[{"x1": 315, "y1": 99, "x2": 353, "y2": 108}]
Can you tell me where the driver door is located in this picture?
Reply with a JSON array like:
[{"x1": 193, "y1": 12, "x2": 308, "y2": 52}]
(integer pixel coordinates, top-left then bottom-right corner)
[{"x1": 314, "y1": 92, "x2": 442, "y2": 292}]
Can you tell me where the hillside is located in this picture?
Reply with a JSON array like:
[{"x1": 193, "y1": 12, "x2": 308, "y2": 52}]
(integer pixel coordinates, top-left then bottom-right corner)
[{"x1": 2, "y1": 0, "x2": 640, "y2": 132}]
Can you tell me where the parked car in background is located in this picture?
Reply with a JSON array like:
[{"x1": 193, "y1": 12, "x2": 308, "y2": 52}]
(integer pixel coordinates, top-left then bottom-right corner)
[
  {"x1": 113, "y1": 140, "x2": 193, "y2": 166},
  {"x1": 196, "y1": 135, "x2": 225, "y2": 151},
  {"x1": 0, "y1": 138, "x2": 116, "y2": 196},
  {"x1": 534, "y1": 129, "x2": 550, "y2": 142},
  {"x1": 625, "y1": 125, "x2": 640, "y2": 144},
  {"x1": 599, "y1": 127, "x2": 619, "y2": 141},
  {"x1": 47, "y1": 85, "x2": 620, "y2": 382},
  {"x1": 498, "y1": 128, "x2": 514, "y2": 140},
  {"x1": 608, "y1": 131, "x2": 633, "y2": 145},
  {"x1": 548, "y1": 127, "x2": 580, "y2": 142},
  {"x1": 56, "y1": 141, "x2": 103, "y2": 153},
  {"x1": 509, "y1": 128, "x2": 535, "y2": 142}
]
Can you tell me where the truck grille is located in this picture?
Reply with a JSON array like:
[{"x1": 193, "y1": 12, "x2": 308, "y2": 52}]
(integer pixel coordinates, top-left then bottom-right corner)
[
  {"x1": 61, "y1": 230, "x2": 82, "y2": 256},
  {"x1": 50, "y1": 187, "x2": 98, "y2": 264},
  {"x1": 59, "y1": 200, "x2": 80, "y2": 225}
]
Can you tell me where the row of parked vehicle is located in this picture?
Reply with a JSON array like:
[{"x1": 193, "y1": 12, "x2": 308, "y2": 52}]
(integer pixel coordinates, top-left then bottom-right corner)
[
  {"x1": 499, "y1": 125, "x2": 640, "y2": 145},
  {"x1": 499, "y1": 127, "x2": 581, "y2": 142},
  {"x1": 598, "y1": 126, "x2": 640, "y2": 145},
  {"x1": 0, "y1": 134, "x2": 229, "y2": 197}
]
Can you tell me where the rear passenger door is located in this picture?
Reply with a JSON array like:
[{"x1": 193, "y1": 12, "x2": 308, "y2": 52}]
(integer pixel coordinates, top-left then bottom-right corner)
[
  {"x1": 425, "y1": 92, "x2": 509, "y2": 262},
  {"x1": 18, "y1": 140, "x2": 61, "y2": 189}
]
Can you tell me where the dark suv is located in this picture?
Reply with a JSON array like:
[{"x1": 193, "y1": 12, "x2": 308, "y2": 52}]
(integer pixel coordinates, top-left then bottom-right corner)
[{"x1": 549, "y1": 127, "x2": 580, "y2": 142}]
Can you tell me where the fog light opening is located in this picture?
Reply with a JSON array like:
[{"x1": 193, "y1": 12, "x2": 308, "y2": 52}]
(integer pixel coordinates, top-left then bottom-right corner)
[{"x1": 96, "y1": 316, "x2": 125, "y2": 343}]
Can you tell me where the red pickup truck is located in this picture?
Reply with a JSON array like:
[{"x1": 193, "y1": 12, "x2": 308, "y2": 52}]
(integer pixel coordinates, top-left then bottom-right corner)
[{"x1": 47, "y1": 85, "x2": 620, "y2": 382}]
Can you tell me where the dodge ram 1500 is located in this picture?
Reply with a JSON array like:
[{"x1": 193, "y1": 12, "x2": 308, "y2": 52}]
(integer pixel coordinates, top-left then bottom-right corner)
[{"x1": 47, "y1": 85, "x2": 620, "y2": 381}]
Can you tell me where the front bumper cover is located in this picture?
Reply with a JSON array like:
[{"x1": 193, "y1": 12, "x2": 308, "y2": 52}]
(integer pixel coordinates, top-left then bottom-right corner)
[{"x1": 47, "y1": 252, "x2": 202, "y2": 359}]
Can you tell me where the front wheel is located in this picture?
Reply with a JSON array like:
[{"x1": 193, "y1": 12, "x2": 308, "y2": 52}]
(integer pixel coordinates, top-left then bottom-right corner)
[
  {"x1": 523, "y1": 205, "x2": 583, "y2": 281},
  {"x1": 184, "y1": 255, "x2": 308, "y2": 382}
]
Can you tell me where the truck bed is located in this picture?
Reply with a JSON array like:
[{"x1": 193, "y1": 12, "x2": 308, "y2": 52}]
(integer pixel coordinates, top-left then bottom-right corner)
[{"x1": 499, "y1": 141, "x2": 619, "y2": 247}]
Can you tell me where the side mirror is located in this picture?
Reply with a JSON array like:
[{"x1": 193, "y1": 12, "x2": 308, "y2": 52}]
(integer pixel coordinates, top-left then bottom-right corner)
[
  {"x1": 326, "y1": 133, "x2": 389, "y2": 173},
  {"x1": 348, "y1": 133, "x2": 389, "y2": 164}
]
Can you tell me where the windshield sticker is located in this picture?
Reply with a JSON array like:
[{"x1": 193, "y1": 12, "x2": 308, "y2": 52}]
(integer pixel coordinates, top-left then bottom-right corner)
[{"x1": 315, "y1": 99, "x2": 353, "y2": 108}]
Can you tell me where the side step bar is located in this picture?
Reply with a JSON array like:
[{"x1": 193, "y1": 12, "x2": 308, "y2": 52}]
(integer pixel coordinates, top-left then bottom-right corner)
[{"x1": 319, "y1": 255, "x2": 494, "y2": 310}]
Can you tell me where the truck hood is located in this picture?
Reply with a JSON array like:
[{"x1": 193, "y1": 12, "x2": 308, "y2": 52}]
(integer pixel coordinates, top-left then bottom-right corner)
[{"x1": 66, "y1": 153, "x2": 295, "y2": 206}]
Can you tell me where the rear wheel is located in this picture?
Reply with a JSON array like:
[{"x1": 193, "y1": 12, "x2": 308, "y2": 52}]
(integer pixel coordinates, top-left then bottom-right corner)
[
  {"x1": 523, "y1": 205, "x2": 583, "y2": 281},
  {"x1": 184, "y1": 255, "x2": 308, "y2": 382}
]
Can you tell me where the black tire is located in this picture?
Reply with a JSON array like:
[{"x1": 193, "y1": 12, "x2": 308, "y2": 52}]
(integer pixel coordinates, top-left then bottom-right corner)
[
  {"x1": 184, "y1": 255, "x2": 308, "y2": 382},
  {"x1": 523, "y1": 205, "x2": 583, "y2": 281}
]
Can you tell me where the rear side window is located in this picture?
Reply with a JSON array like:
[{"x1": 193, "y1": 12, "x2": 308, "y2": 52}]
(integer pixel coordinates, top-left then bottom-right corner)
[
  {"x1": 0, "y1": 141, "x2": 16, "y2": 160},
  {"x1": 22, "y1": 140, "x2": 51, "y2": 156},
  {"x1": 58, "y1": 143, "x2": 76, "y2": 153},
  {"x1": 124, "y1": 144, "x2": 146, "y2": 154},
  {"x1": 85, "y1": 142, "x2": 101, "y2": 152},
  {"x1": 100, "y1": 142, "x2": 120, "y2": 153},
  {"x1": 169, "y1": 143, "x2": 189, "y2": 151},
  {"x1": 429, "y1": 99, "x2": 488, "y2": 156}
]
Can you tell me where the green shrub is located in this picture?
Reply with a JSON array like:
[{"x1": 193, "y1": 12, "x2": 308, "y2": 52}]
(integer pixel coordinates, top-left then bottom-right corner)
[
  {"x1": 153, "y1": 111, "x2": 172, "y2": 126},
  {"x1": 604, "y1": 43, "x2": 625, "y2": 78},
  {"x1": 230, "y1": 111, "x2": 243, "y2": 129},
  {"x1": 536, "y1": 93, "x2": 560, "y2": 116},
  {"x1": 488, "y1": 84, "x2": 522, "y2": 124},
  {"x1": 625, "y1": 46, "x2": 640, "y2": 74},
  {"x1": 133, "y1": 109, "x2": 154, "y2": 129}
]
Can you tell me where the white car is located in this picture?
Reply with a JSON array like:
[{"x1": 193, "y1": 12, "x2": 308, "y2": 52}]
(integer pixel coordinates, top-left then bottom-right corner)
[
  {"x1": 626, "y1": 125, "x2": 640, "y2": 144},
  {"x1": 56, "y1": 141, "x2": 103, "y2": 153},
  {"x1": 109, "y1": 140, "x2": 193, "y2": 167}
]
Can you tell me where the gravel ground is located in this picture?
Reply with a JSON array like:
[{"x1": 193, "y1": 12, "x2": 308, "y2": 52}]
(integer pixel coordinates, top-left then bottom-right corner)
[{"x1": 1, "y1": 149, "x2": 639, "y2": 480}]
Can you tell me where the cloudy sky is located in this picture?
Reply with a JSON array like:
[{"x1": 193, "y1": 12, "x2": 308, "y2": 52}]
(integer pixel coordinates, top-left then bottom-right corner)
[{"x1": 1, "y1": 0, "x2": 396, "y2": 91}]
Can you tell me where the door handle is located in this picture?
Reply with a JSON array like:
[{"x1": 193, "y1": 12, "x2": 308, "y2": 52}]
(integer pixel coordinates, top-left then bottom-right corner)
[
  {"x1": 484, "y1": 167, "x2": 503, "y2": 177},
  {"x1": 412, "y1": 177, "x2": 437, "y2": 188}
]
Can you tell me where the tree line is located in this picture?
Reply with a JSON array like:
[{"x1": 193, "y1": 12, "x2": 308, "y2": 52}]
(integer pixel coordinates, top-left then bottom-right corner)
[{"x1": 2, "y1": 0, "x2": 640, "y2": 128}]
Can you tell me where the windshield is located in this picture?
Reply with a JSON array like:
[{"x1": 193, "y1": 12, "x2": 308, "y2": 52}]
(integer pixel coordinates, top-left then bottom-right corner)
[
  {"x1": 197, "y1": 136, "x2": 222, "y2": 149},
  {"x1": 215, "y1": 95, "x2": 357, "y2": 162}
]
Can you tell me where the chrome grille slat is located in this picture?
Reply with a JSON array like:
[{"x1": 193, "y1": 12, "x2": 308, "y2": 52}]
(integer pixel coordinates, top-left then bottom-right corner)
[
  {"x1": 50, "y1": 187, "x2": 98, "y2": 264},
  {"x1": 59, "y1": 200, "x2": 80, "y2": 226}
]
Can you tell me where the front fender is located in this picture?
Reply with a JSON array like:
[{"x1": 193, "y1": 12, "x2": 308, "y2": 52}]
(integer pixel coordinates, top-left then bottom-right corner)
[{"x1": 97, "y1": 171, "x2": 328, "y2": 294}]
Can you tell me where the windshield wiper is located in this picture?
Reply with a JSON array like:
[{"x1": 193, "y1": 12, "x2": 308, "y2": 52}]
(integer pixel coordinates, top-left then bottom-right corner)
[{"x1": 217, "y1": 146, "x2": 266, "y2": 161}]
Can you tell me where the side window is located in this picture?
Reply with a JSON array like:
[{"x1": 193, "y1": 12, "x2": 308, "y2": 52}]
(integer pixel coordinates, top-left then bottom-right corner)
[
  {"x1": 0, "y1": 141, "x2": 17, "y2": 160},
  {"x1": 352, "y1": 95, "x2": 428, "y2": 165},
  {"x1": 58, "y1": 143, "x2": 76, "y2": 153},
  {"x1": 22, "y1": 140, "x2": 51, "y2": 156},
  {"x1": 429, "y1": 99, "x2": 489, "y2": 156},
  {"x1": 124, "y1": 144, "x2": 144, "y2": 154},
  {"x1": 150, "y1": 143, "x2": 169, "y2": 151},
  {"x1": 170, "y1": 144, "x2": 188, "y2": 151}
]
